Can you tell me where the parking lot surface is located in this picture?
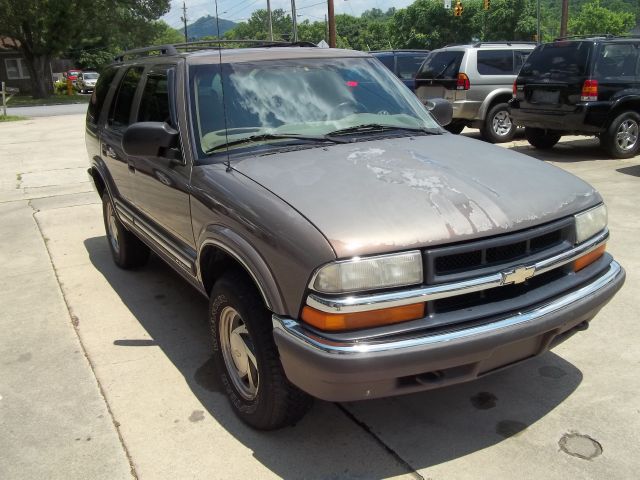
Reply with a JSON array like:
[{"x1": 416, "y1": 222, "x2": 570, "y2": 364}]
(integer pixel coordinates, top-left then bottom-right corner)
[{"x1": 1, "y1": 116, "x2": 638, "y2": 479}]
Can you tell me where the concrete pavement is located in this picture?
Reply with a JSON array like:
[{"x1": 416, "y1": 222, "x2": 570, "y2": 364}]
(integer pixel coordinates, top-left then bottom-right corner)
[
  {"x1": 1, "y1": 116, "x2": 639, "y2": 479},
  {"x1": 6, "y1": 103, "x2": 88, "y2": 117}
]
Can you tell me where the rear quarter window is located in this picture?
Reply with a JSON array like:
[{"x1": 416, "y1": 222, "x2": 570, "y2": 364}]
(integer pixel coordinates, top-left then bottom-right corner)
[
  {"x1": 595, "y1": 43, "x2": 640, "y2": 79},
  {"x1": 477, "y1": 50, "x2": 514, "y2": 75}
]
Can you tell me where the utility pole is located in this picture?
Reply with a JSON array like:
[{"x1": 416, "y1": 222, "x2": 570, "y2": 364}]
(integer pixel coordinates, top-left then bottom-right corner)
[
  {"x1": 181, "y1": 1, "x2": 188, "y2": 43},
  {"x1": 267, "y1": 0, "x2": 274, "y2": 41},
  {"x1": 325, "y1": 14, "x2": 328, "y2": 43},
  {"x1": 291, "y1": 0, "x2": 298, "y2": 42},
  {"x1": 560, "y1": 0, "x2": 569, "y2": 38},
  {"x1": 536, "y1": 0, "x2": 541, "y2": 42},
  {"x1": 328, "y1": 0, "x2": 336, "y2": 48}
]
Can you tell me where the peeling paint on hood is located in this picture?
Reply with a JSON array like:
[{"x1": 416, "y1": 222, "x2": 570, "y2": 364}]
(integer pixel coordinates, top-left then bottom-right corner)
[{"x1": 231, "y1": 134, "x2": 600, "y2": 258}]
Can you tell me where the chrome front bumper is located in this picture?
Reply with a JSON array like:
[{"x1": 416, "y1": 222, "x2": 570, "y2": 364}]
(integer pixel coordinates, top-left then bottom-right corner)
[{"x1": 273, "y1": 260, "x2": 624, "y2": 401}]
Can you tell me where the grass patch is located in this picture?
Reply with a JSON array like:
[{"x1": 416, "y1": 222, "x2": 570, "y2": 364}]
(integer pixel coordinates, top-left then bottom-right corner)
[
  {"x1": 7, "y1": 94, "x2": 90, "y2": 107},
  {"x1": 0, "y1": 115, "x2": 28, "y2": 122}
]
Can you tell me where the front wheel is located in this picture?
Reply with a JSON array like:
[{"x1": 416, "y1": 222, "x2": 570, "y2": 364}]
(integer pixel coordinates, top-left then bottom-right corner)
[
  {"x1": 480, "y1": 103, "x2": 516, "y2": 143},
  {"x1": 210, "y1": 271, "x2": 312, "y2": 430},
  {"x1": 601, "y1": 111, "x2": 640, "y2": 159},
  {"x1": 102, "y1": 193, "x2": 149, "y2": 269},
  {"x1": 525, "y1": 127, "x2": 562, "y2": 150}
]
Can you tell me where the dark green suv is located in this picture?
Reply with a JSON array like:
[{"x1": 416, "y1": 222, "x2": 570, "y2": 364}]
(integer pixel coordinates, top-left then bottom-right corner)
[{"x1": 510, "y1": 36, "x2": 640, "y2": 158}]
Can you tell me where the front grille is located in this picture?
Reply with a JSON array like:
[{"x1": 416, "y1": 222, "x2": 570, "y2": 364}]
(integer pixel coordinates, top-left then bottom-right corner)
[{"x1": 424, "y1": 217, "x2": 575, "y2": 284}]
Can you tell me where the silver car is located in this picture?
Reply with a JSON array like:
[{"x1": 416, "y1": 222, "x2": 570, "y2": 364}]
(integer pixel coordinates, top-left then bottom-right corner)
[
  {"x1": 415, "y1": 42, "x2": 536, "y2": 142},
  {"x1": 76, "y1": 71, "x2": 99, "y2": 94}
]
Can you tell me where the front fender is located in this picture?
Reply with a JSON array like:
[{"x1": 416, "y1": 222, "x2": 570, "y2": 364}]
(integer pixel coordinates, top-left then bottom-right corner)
[{"x1": 197, "y1": 225, "x2": 286, "y2": 315}]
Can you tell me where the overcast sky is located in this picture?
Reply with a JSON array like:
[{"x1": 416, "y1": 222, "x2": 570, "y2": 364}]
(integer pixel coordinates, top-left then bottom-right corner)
[{"x1": 163, "y1": 0, "x2": 416, "y2": 27}]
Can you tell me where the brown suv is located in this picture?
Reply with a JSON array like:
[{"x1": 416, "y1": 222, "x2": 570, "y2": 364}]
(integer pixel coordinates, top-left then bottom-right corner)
[{"x1": 86, "y1": 42, "x2": 625, "y2": 430}]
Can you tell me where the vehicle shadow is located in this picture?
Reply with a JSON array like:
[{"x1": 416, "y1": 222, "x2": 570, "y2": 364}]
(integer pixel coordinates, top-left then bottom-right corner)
[{"x1": 85, "y1": 236, "x2": 583, "y2": 477}]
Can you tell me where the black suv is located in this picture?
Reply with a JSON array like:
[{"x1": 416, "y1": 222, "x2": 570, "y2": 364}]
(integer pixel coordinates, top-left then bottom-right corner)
[{"x1": 510, "y1": 36, "x2": 640, "y2": 158}]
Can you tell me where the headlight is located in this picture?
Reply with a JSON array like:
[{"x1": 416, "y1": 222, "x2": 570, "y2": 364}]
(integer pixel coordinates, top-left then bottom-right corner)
[
  {"x1": 575, "y1": 204, "x2": 607, "y2": 244},
  {"x1": 312, "y1": 251, "x2": 423, "y2": 293}
]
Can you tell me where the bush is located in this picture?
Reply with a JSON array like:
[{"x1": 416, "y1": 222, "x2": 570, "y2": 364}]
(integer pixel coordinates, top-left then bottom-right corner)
[{"x1": 53, "y1": 80, "x2": 69, "y2": 95}]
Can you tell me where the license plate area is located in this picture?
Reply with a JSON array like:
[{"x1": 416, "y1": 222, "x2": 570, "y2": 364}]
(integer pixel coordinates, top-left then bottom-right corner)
[{"x1": 531, "y1": 89, "x2": 560, "y2": 105}]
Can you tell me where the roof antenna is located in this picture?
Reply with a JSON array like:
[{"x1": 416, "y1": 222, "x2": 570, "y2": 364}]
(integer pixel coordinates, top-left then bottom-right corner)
[{"x1": 214, "y1": 0, "x2": 232, "y2": 171}]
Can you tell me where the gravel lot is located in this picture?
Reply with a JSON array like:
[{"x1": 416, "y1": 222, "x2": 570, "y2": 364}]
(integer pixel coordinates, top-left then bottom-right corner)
[{"x1": 1, "y1": 115, "x2": 638, "y2": 479}]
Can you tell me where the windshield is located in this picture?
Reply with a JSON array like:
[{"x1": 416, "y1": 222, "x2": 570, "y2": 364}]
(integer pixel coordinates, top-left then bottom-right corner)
[
  {"x1": 416, "y1": 51, "x2": 464, "y2": 80},
  {"x1": 84, "y1": 73, "x2": 99, "y2": 79},
  {"x1": 188, "y1": 57, "x2": 439, "y2": 157},
  {"x1": 520, "y1": 42, "x2": 592, "y2": 79}
]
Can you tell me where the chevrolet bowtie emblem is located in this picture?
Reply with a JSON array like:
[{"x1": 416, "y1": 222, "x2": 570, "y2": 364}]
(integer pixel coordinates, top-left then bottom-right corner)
[{"x1": 501, "y1": 265, "x2": 536, "y2": 285}]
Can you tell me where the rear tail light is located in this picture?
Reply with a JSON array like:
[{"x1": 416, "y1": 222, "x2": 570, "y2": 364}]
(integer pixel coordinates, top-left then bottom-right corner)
[
  {"x1": 513, "y1": 80, "x2": 517, "y2": 98},
  {"x1": 456, "y1": 73, "x2": 470, "y2": 90},
  {"x1": 581, "y1": 79, "x2": 598, "y2": 101}
]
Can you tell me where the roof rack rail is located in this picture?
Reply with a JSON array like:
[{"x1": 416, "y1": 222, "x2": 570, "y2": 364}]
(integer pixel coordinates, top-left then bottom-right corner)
[
  {"x1": 114, "y1": 40, "x2": 317, "y2": 62},
  {"x1": 553, "y1": 33, "x2": 614, "y2": 41},
  {"x1": 471, "y1": 41, "x2": 538, "y2": 47}
]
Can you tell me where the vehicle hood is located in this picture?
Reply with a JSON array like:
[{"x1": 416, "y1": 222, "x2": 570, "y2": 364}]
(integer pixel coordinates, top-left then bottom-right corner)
[{"x1": 231, "y1": 134, "x2": 600, "y2": 258}]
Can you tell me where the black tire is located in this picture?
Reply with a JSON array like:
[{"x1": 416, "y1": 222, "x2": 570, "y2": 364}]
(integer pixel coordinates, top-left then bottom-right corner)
[
  {"x1": 444, "y1": 121, "x2": 465, "y2": 134},
  {"x1": 601, "y1": 111, "x2": 640, "y2": 159},
  {"x1": 525, "y1": 127, "x2": 562, "y2": 150},
  {"x1": 480, "y1": 102, "x2": 517, "y2": 143},
  {"x1": 210, "y1": 270, "x2": 312, "y2": 430},
  {"x1": 102, "y1": 193, "x2": 150, "y2": 269}
]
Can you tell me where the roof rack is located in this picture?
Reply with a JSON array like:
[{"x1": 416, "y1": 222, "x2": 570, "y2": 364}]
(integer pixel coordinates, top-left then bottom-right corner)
[
  {"x1": 114, "y1": 40, "x2": 317, "y2": 62},
  {"x1": 471, "y1": 41, "x2": 538, "y2": 47},
  {"x1": 553, "y1": 34, "x2": 614, "y2": 41}
]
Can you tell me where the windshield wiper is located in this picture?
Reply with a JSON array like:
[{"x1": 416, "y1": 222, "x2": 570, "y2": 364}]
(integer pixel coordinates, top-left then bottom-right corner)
[
  {"x1": 205, "y1": 133, "x2": 348, "y2": 154},
  {"x1": 328, "y1": 124, "x2": 441, "y2": 136}
]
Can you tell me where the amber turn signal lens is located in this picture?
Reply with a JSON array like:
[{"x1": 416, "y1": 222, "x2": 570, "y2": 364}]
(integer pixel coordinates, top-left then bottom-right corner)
[
  {"x1": 574, "y1": 244, "x2": 606, "y2": 272},
  {"x1": 301, "y1": 303, "x2": 425, "y2": 332}
]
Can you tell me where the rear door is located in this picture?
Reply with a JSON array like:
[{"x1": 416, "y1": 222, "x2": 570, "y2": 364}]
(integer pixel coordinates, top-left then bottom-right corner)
[
  {"x1": 470, "y1": 49, "x2": 517, "y2": 105},
  {"x1": 415, "y1": 49, "x2": 464, "y2": 102},
  {"x1": 516, "y1": 41, "x2": 593, "y2": 112},
  {"x1": 101, "y1": 65, "x2": 145, "y2": 205}
]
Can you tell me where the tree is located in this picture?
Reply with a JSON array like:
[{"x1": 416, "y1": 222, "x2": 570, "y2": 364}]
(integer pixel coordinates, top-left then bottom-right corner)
[
  {"x1": 569, "y1": 0, "x2": 636, "y2": 35},
  {"x1": 224, "y1": 9, "x2": 293, "y2": 40},
  {"x1": 0, "y1": 0, "x2": 170, "y2": 98}
]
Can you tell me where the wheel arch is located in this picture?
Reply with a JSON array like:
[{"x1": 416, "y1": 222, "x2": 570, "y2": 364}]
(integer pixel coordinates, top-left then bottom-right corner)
[
  {"x1": 88, "y1": 165, "x2": 107, "y2": 197},
  {"x1": 605, "y1": 98, "x2": 640, "y2": 127},
  {"x1": 197, "y1": 226, "x2": 286, "y2": 315},
  {"x1": 478, "y1": 89, "x2": 514, "y2": 121}
]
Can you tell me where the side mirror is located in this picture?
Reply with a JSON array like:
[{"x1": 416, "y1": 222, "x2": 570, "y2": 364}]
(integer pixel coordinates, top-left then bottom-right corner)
[
  {"x1": 122, "y1": 122, "x2": 179, "y2": 158},
  {"x1": 424, "y1": 98, "x2": 453, "y2": 127}
]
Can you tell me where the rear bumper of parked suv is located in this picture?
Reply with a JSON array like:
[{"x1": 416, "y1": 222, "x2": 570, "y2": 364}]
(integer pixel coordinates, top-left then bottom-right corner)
[
  {"x1": 509, "y1": 100, "x2": 611, "y2": 133},
  {"x1": 273, "y1": 259, "x2": 624, "y2": 402}
]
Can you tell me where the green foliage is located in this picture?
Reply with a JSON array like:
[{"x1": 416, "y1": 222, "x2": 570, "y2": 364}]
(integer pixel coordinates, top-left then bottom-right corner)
[
  {"x1": 569, "y1": 0, "x2": 636, "y2": 35},
  {"x1": 224, "y1": 9, "x2": 293, "y2": 40},
  {"x1": 153, "y1": 21, "x2": 185, "y2": 45}
]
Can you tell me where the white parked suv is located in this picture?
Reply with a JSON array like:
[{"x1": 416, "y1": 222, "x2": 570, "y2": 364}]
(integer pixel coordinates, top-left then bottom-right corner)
[
  {"x1": 415, "y1": 41, "x2": 536, "y2": 142},
  {"x1": 76, "y1": 71, "x2": 100, "y2": 94}
]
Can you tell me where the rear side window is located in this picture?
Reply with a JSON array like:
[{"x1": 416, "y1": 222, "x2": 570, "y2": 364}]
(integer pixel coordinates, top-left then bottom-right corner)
[
  {"x1": 477, "y1": 50, "x2": 514, "y2": 75},
  {"x1": 87, "y1": 67, "x2": 118, "y2": 125},
  {"x1": 108, "y1": 66, "x2": 144, "y2": 129},
  {"x1": 417, "y1": 51, "x2": 464, "y2": 80},
  {"x1": 595, "y1": 43, "x2": 640, "y2": 79},
  {"x1": 514, "y1": 50, "x2": 531, "y2": 73},
  {"x1": 138, "y1": 65, "x2": 172, "y2": 123},
  {"x1": 520, "y1": 42, "x2": 592, "y2": 79},
  {"x1": 396, "y1": 55, "x2": 428, "y2": 79}
]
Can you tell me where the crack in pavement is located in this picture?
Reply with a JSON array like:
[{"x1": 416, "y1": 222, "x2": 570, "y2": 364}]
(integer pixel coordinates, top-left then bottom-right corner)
[
  {"x1": 29, "y1": 198, "x2": 139, "y2": 480},
  {"x1": 336, "y1": 404, "x2": 426, "y2": 480}
]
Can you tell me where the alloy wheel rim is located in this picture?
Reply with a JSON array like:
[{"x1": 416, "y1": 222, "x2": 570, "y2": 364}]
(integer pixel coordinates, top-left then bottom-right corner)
[
  {"x1": 106, "y1": 202, "x2": 120, "y2": 254},
  {"x1": 219, "y1": 306, "x2": 259, "y2": 400},
  {"x1": 616, "y1": 119, "x2": 639, "y2": 151},
  {"x1": 492, "y1": 110, "x2": 513, "y2": 136}
]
